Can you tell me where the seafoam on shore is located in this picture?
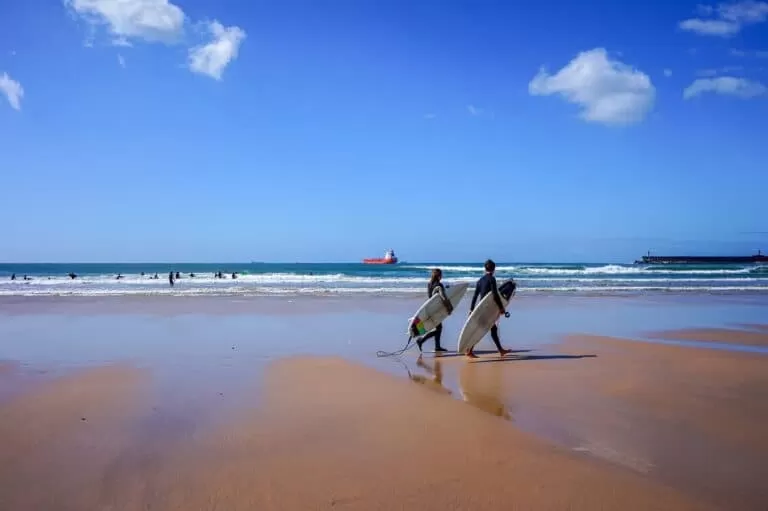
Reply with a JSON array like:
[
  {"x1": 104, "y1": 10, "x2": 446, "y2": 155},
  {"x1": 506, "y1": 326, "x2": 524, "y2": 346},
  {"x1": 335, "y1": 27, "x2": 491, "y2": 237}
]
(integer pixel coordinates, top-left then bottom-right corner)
[{"x1": 1, "y1": 262, "x2": 767, "y2": 297}]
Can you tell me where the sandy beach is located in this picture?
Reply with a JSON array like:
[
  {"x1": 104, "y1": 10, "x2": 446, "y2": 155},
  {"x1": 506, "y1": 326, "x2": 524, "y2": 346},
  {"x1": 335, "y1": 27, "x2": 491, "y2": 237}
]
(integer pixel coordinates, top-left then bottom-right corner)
[
  {"x1": 648, "y1": 326, "x2": 768, "y2": 346},
  {"x1": 1, "y1": 294, "x2": 767, "y2": 510}
]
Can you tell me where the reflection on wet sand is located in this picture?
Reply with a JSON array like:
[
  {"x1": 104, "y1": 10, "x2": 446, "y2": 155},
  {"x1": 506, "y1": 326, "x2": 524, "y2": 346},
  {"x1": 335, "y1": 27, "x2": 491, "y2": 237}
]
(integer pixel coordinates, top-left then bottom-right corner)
[
  {"x1": 406, "y1": 355, "x2": 512, "y2": 420},
  {"x1": 459, "y1": 358, "x2": 512, "y2": 420},
  {"x1": 407, "y1": 355, "x2": 451, "y2": 395}
]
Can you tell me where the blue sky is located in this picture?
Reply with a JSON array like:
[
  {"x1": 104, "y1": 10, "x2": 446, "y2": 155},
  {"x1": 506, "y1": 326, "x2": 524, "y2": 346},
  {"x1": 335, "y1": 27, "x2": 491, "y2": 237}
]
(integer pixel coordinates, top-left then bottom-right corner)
[{"x1": 1, "y1": 0, "x2": 767, "y2": 263}]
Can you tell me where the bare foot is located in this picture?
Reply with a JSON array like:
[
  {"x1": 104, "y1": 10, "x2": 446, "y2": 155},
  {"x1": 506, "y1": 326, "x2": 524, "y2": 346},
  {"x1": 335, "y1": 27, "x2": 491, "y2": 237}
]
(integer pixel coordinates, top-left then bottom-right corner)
[
  {"x1": 498, "y1": 348, "x2": 512, "y2": 357},
  {"x1": 466, "y1": 351, "x2": 479, "y2": 359}
]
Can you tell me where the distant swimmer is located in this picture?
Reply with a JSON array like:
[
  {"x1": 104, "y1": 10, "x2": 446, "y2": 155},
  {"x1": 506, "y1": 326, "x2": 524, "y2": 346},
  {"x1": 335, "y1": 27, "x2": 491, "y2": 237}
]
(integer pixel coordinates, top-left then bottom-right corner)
[
  {"x1": 116, "y1": 273, "x2": 124, "y2": 280},
  {"x1": 141, "y1": 272, "x2": 145, "y2": 277},
  {"x1": 68, "y1": 272, "x2": 77, "y2": 279},
  {"x1": 415, "y1": 268, "x2": 452, "y2": 352},
  {"x1": 153, "y1": 273, "x2": 159, "y2": 280},
  {"x1": 231, "y1": 272, "x2": 237, "y2": 279},
  {"x1": 467, "y1": 259, "x2": 511, "y2": 359},
  {"x1": 189, "y1": 273, "x2": 195, "y2": 278},
  {"x1": 175, "y1": 272, "x2": 181, "y2": 280},
  {"x1": 169, "y1": 271, "x2": 175, "y2": 287},
  {"x1": 10, "y1": 273, "x2": 15, "y2": 281}
]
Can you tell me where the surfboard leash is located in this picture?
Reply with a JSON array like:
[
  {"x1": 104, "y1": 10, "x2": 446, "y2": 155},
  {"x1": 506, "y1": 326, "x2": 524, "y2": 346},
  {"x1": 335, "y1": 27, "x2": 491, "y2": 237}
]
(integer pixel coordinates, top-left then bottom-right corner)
[{"x1": 376, "y1": 335, "x2": 416, "y2": 358}]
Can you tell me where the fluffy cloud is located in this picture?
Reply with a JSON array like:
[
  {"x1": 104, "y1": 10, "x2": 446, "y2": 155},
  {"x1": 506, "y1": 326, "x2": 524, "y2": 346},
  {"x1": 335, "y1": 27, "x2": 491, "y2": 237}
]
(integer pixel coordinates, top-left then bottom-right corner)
[
  {"x1": 664, "y1": 68, "x2": 673, "y2": 77},
  {"x1": 528, "y1": 48, "x2": 655, "y2": 126},
  {"x1": 64, "y1": 1, "x2": 246, "y2": 80},
  {"x1": 679, "y1": 1, "x2": 768, "y2": 37},
  {"x1": 0, "y1": 72, "x2": 24, "y2": 111},
  {"x1": 683, "y1": 76, "x2": 767, "y2": 98},
  {"x1": 64, "y1": 0, "x2": 185, "y2": 44},
  {"x1": 188, "y1": 21, "x2": 246, "y2": 80}
]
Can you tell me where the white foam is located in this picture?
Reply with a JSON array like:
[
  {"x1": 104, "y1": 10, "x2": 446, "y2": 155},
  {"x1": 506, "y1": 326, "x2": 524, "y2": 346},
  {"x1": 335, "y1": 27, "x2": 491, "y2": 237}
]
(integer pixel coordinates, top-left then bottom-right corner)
[{"x1": 2, "y1": 284, "x2": 768, "y2": 298}]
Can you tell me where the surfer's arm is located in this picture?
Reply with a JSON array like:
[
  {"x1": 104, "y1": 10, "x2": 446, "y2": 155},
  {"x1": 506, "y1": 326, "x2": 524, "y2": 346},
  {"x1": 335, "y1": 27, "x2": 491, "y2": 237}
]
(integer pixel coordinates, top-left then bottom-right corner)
[
  {"x1": 491, "y1": 278, "x2": 505, "y2": 313},
  {"x1": 437, "y1": 286, "x2": 453, "y2": 314},
  {"x1": 469, "y1": 285, "x2": 480, "y2": 312}
]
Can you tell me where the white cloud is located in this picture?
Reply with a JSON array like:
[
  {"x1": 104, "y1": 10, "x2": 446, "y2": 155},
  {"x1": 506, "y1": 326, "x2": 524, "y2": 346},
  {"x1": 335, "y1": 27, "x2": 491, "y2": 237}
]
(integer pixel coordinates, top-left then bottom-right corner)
[
  {"x1": 719, "y1": 0, "x2": 768, "y2": 22},
  {"x1": 679, "y1": 1, "x2": 768, "y2": 37},
  {"x1": 0, "y1": 72, "x2": 24, "y2": 111},
  {"x1": 697, "y1": 65, "x2": 744, "y2": 76},
  {"x1": 664, "y1": 68, "x2": 673, "y2": 77},
  {"x1": 118, "y1": 54, "x2": 125, "y2": 68},
  {"x1": 680, "y1": 18, "x2": 741, "y2": 36},
  {"x1": 65, "y1": 1, "x2": 247, "y2": 80},
  {"x1": 65, "y1": 0, "x2": 185, "y2": 45},
  {"x1": 732, "y1": 48, "x2": 768, "y2": 57},
  {"x1": 188, "y1": 21, "x2": 246, "y2": 80},
  {"x1": 528, "y1": 48, "x2": 655, "y2": 126},
  {"x1": 683, "y1": 76, "x2": 768, "y2": 98}
]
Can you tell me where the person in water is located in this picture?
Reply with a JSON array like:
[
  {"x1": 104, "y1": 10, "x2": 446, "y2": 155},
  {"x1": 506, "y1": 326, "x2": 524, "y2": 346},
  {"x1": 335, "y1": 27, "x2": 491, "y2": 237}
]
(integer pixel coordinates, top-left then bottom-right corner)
[
  {"x1": 169, "y1": 271, "x2": 175, "y2": 287},
  {"x1": 415, "y1": 268, "x2": 453, "y2": 352},
  {"x1": 467, "y1": 259, "x2": 511, "y2": 358}
]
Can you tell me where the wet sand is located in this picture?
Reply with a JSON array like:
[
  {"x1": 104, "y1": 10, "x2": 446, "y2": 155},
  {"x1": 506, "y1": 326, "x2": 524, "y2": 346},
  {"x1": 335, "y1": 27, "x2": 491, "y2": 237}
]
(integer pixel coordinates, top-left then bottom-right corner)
[
  {"x1": 402, "y1": 332, "x2": 768, "y2": 510},
  {"x1": 1, "y1": 296, "x2": 767, "y2": 509},
  {"x1": 0, "y1": 365, "x2": 150, "y2": 510},
  {"x1": 648, "y1": 325, "x2": 768, "y2": 346},
  {"x1": 1, "y1": 356, "x2": 712, "y2": 511}
]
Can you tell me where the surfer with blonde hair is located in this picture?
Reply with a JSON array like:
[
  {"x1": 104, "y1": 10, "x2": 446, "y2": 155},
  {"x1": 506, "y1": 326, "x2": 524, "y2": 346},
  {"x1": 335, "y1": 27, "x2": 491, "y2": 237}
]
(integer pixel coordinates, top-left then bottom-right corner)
[{"x1": 415, "y1": 268, "x2": 453, "y2": 352}]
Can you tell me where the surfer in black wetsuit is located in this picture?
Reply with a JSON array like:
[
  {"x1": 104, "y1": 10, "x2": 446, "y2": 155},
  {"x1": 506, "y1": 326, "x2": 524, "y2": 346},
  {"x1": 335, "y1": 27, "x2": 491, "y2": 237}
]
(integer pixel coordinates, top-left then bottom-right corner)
[
  {"x1": 467, "y1": 259, "x2": 511, "y2": 359},
  {"x1": 415, "y1": 268, "x2": 453, "y2": 352}
]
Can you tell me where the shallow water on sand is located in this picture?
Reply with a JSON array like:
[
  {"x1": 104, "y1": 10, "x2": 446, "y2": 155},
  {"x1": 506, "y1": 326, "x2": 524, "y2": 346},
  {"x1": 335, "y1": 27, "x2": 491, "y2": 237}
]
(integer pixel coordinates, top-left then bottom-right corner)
[{"x1": 2, "y1": 294, "x2": 767, "y2": 368}]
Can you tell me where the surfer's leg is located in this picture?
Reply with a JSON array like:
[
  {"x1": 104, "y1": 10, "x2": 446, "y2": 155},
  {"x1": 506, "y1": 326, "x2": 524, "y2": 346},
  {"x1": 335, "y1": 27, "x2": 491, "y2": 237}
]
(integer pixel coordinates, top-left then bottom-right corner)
[
  {"x1": 433, "y1": 324, "x2": 447, "y2": 352},
  {"x1": 417, "y1": 330, "x2": 436, "y2": 351},
  {"x1": 490, "y1": 325, "x2": 511, "y2": 356}
]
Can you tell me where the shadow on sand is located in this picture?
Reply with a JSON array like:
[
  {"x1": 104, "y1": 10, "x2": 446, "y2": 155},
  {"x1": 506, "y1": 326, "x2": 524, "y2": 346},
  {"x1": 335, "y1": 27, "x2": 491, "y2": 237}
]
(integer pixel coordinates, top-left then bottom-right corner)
[
  {"x1": 471, "y1": 354, "x2": 597, "y2": 364},
  {"x1": 421, "y1": 349, "x2": 532, "y2": 359}
]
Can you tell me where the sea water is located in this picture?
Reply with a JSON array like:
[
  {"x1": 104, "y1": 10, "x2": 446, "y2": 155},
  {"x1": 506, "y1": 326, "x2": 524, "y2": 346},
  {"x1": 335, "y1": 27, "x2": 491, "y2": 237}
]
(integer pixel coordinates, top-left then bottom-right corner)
[{"x1": 1, "y1": 262, "x2": 767, "y2": 297}]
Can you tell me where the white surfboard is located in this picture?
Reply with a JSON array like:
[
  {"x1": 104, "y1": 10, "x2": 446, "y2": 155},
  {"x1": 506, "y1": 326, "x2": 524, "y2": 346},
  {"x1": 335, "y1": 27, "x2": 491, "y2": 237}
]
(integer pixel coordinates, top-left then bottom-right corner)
[
  {"x1": 457, "y1": 279, "x2": 517, "y2": 354},
  {"x1": 407, "y1": 283, "x2": 469, "y2": 338}
]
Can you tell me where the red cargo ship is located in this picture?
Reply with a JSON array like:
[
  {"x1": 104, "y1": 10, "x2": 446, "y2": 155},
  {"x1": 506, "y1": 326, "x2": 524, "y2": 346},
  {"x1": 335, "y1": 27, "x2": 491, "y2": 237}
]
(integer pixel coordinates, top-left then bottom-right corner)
[{"x1": 363, "y1": 249, "x2": 398, "y2": 265}]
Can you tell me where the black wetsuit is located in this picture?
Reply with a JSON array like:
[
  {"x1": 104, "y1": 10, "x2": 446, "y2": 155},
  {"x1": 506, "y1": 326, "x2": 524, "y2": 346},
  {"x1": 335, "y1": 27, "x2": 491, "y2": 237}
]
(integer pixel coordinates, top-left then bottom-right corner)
[
  {"x1": 469, "y1": 273, "x2": 505, "y2": 351},
  {"x1": 418, "y1": 281, "x2": 451, "y2": 350}
]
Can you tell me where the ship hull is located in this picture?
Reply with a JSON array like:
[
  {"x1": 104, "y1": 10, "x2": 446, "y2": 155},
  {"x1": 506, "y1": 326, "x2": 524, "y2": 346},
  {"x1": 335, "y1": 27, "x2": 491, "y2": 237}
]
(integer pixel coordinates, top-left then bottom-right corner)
[
  {"x1": 638, "y1": 255, "x2": 768, "y2": 264},
  {"x1": 362, "y1": 258, "x2": 398, "y2": 265}
]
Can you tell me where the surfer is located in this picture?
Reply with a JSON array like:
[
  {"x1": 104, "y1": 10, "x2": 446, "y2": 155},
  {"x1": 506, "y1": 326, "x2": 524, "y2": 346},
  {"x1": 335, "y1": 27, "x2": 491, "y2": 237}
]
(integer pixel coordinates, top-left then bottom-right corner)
[
  {"x1": 467, "y1": 259, "x2": 512, "y2": 359},
  {"x1": 415, "y1": 268, "x2": 452, "y2": 352}
]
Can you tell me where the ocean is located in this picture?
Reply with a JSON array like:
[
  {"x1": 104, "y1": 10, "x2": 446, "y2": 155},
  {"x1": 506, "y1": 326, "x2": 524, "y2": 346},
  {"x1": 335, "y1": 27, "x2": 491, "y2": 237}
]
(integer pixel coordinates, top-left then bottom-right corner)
[{"x1": 1, "y1": 262, "x2": 767, "y2": 297}]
